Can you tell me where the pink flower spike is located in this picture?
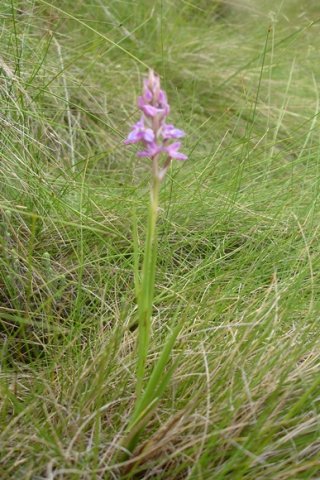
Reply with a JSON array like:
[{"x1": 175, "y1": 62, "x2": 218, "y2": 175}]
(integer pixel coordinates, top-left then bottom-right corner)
[{"x1": 125, "y1": 69, "x2": 187, "y2": 179}]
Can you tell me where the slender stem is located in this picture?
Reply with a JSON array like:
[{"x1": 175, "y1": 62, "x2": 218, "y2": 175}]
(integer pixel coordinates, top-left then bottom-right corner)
[{"x1": 136, "y1": 157, "x2": 160, "y2": 398}]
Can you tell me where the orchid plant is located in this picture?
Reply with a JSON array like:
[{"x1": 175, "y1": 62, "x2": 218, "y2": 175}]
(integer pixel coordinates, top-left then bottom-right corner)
[{"x1": 122, "y1": 70, "x2": 187, "y2": 457}]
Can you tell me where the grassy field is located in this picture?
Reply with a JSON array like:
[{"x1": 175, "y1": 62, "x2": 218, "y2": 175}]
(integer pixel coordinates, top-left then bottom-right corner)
[{"x1": 1, "y1": 0, "x2": 320, "y2": 478}]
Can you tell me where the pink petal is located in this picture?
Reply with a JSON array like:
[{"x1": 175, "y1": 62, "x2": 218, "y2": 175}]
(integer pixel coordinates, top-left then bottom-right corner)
[
  {"x1": 171, "y1": 151, "x2": 187, "y2": 161},
  {"x1": 158, "y1": 89, "x2": 167, "y2": 105},
  {"x1": 162, "y1": 124, "x2": 185, "y2": 139},
  {"x1": 137, "y1": 96, "x2": 145, "y2": 109},
  {"x1": 124, "y1": 129, "x2": 140, "y2": 144},
  {"x1": 143, "y1": 128, "x2": 155, "y2": 142},
  {"x1": 167, "y1": 141, "x2": 181, "y2": 152},
  {"x1": 141, "y1": 105, "x2": 159, "y2": 117},
  {"x1": 143, "y1": 87, "x2": 153, "y2": 102}
]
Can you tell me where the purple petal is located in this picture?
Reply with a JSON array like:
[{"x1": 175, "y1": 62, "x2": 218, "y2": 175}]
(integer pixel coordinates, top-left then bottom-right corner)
[
  {"x1": 173, "y1": 129, "x2": 185, "y2": 138},
  {"x1": 162, "y1": 124, "x2": 185, "y2": 139},
  {"x1": 171, "y1": 151, "x2": 187, "y2": 161},
  {"x1": 143, "y1": 128, "x2": 155, "y2": 143},
  {"x1": 159, "y1": 91, "x2": 169, "y2": 115},
  {"x1": 166, "y1": 141, "x2": 181, "y2": 153},
  {"x1": 143, "y1": 87, "x2": 153, "y2": 102},
  {"x1": 141, "y1": 105, "x2": 159, "y2": 117},
  {"x1": 148, "y1": 143, "x2": 162, "y2": 156},
  {"x1": 165, "y1": 142, "x2": 187, "y2": 161},
  {"x1": 124, "y1": 129, "x2": 142, "y2": 144},
  {"x1": 137, "y1": 96, "x2": 146, "y2": 109},
  {"x1": 158, "y1": 89, "x2": 168, "y2": 105},
  {"x1": 135, "y1": 118, "x2": 144, "y2": 128},
  {"x1": 137, "y1": 142, "x2": 162, "y2": 158}
]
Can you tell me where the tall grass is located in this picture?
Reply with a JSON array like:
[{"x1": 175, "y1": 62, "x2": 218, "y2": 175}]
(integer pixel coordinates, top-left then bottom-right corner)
[{"x1": 1, "y1": 0, "x2": 320, "y2": 478}]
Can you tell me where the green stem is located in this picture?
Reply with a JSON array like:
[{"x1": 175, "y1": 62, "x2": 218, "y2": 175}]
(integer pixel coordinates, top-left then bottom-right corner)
[{"x1": 136, "y1": 158, "x2": 160, "y2": 398}]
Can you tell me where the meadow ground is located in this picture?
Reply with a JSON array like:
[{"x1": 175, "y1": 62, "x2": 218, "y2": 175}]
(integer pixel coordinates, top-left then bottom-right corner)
[{"x1": 1, "y1": 0, "x2": 320, "y2": 478}]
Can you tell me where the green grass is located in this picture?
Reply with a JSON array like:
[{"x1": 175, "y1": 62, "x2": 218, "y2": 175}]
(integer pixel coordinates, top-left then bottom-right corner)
[{"x1": 1, "y1": 0, "x2": 320, "y2": 478}]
